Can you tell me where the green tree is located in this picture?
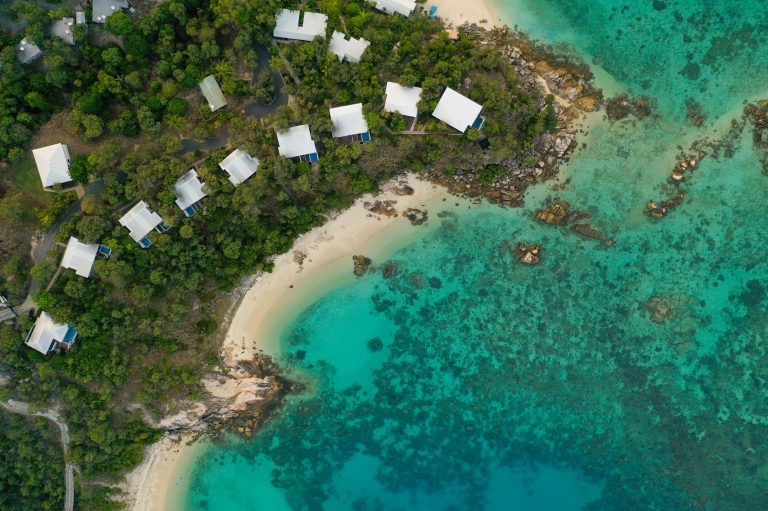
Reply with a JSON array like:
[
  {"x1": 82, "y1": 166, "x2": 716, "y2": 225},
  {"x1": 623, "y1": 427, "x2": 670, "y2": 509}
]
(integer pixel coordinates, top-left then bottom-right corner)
[{"x1": 103, "y1": 11, "x2": 134, "y2": 36}]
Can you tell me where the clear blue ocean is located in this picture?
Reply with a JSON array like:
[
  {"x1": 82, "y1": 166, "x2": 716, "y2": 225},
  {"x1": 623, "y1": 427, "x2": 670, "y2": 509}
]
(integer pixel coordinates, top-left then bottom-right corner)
[{"x1": 181, "y1": 1, "x2": 768, "y2": 509}]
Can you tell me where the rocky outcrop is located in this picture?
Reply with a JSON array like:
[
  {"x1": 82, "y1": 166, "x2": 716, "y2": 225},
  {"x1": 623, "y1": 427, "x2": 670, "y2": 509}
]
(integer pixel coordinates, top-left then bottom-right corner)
[
  {"x1": 512, "y1": 243, "x2": 542, "y2": 265},
  {"x1": 352, "y1": 254, "x2": 372, "y2": 276},
  {"x1": 365, "y1": 200, "x2": 398, "y2": 216}
]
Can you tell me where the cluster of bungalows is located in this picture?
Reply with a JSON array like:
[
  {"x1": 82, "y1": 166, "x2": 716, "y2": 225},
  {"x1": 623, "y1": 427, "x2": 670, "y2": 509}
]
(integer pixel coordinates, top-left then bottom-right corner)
[
  {"x1": 14, "y1": 0, "x2": 120, "y2": 65},
  {"x1": 384, "y1": 82, "x2": 485, "y2": 134}
]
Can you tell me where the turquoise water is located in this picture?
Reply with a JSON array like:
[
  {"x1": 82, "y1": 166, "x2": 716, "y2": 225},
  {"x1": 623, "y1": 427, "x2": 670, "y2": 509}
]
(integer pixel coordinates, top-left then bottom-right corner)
[{"x1": 182, "y1": 1, "x2": 768, "y2": 510}]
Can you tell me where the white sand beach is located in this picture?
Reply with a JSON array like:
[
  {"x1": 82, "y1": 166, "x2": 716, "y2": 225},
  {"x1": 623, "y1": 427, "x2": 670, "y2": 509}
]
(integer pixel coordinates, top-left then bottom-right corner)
[
  {"x1": 126, "y1": 175, "x2": 451, "y2": 511},
  {"x1": 221, "y1": 175, "x2": 449, "y2": 364},
  {"x1": 430, "y1": 0, "x2": 500, "y2": 28}
]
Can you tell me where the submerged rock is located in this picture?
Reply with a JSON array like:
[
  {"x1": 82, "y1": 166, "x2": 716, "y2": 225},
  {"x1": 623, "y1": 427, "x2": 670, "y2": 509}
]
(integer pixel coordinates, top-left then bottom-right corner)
[
  {"x1": 382, "y1": 261, "x2": 398, "y2": 278},
  {"x1": 367, "y1": 337, "x2": 383, "y2": 352},
  {"x1": 534, "y1": 202, "x2": 569, "y2": 224},
  {"x1": 513, "y1": 243, "x2": 542, "y2": 265}
]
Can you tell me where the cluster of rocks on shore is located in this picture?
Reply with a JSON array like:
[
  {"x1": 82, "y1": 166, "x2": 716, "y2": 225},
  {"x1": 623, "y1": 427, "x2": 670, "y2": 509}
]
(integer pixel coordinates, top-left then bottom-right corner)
[{"x1": 412, "y1": 23, "x2": 604, "y2": 207}]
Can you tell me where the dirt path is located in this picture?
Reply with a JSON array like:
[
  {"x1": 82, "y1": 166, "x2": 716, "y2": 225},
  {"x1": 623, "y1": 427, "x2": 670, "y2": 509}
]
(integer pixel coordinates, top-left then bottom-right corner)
[{"x1": 0, "y1": 399, "x2": 74, "y2": 511}]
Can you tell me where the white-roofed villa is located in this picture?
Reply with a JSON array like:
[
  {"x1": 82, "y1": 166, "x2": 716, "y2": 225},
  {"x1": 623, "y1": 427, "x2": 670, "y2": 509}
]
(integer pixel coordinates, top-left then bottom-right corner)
[
  {"x1": 384, "y1": 82, "x2": 422, "y2": 119},
  {"x1": 16, "y1": 38, "x2": 42, "y2": 64},
  {"x1": 431, "y1": 87, "x2": 484, "y2": 133},
  {"x1": 92, "y1": 0, "x2": 129, "y2": 23},
  {"x1": 61, "y1": 237, "x2": 106, "y2": 278},
  {"x1": 175, "y1": 169, "x2": 207, "y2": 217},
  {"x1": 219, "y1": 149, "x2": 259, "y2": 186},
  {"x1": 51, "y1": 17, "x2": 76, "y2": 45},
  {"x1": 119, "y1": 200, "x2": 169, "y2": 248},
  {"x1": 25, "y1": 312, "x2": 77, "y2": 355},
  {"x1": 373, "y1": 0, "x2": 416, "y2": 16},
  {"x1": 273, "y1": 9, "x2": 327, "y2": 42},
  {"x1": 329, "y1": 104, "x2": 371, "y2": 142},
  {"x1": 199, "y1": 75, "x2": 227, "y2": 112},
  {"x1": 32, "y1": 143, "x2": 73, "y2": 188},
  {"x1": 328, "y1": 31, "x2": 370, "y2": 63},
  {"x1": 277, "y1": 125, "x2": 319, "y2": 162}
]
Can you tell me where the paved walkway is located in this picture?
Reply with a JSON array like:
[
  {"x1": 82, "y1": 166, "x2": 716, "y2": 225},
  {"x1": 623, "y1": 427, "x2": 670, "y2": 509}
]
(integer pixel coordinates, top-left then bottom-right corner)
[{"x1": 0, "y1": 399, "x2": 74, "y2": 511}]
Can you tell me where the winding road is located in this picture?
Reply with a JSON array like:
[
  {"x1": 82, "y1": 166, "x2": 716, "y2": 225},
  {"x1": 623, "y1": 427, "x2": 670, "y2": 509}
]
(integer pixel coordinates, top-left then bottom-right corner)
[{"x1": 0, "y1": 400, "x2": 74, "y2": 511}]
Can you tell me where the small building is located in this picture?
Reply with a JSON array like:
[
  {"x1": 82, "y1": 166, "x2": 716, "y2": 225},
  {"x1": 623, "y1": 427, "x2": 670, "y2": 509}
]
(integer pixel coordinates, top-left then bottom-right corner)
[
  {"x1": 199, "y1": 75, "x2": 227, "y2": 112},
  {"x1": 119, "y1": 200, "x2": 166, "y2": 248},
  {"x1": 25, "y1": 312, "x2": 77, "y2": 355},
  {"x1": 174, "y1": 169, "x2": 207, "y2": 217},
  {"x1": 51, "y1": 18, "x2": 75, "y2": 45},
  {"x1": 328, "y1": 31, "x2": 370, "y2": 63},
  {"x1": 277, "y1": 125, "x2": 319, "y2": 162},
  {"x1": 219, "y1": 149, "x2": 259, "y2": 186},
  {"x1": 273, "y1": 9, "x2": 327, "y2": 41},
  {"x1": 374, "y1": 0, "x2": 416, "y2": 16},
  {"x1": 75, "y1": 11, "x2": 86, "y2": 24},
  {"x1": 432, "y1": 87, "x2": 484, "y2": 133},
  {"x1": 92, "y1": 0, "x2": 129, "y2": 23},
  {"x1": 16, "y1": 38, "x2": 42, "y2": 64},
  {"x1": 61, "y1": 237, "x2": 99, "y2": 278},
  {"x1": 384, "y1": 82, "x2": 422, "y2": 118},
  {"x1": 32, "y1": 143, "x2": 72, "y2": 188},
  {"x1": 329, "y1": 104, "x2": 370, "y2": 141}
]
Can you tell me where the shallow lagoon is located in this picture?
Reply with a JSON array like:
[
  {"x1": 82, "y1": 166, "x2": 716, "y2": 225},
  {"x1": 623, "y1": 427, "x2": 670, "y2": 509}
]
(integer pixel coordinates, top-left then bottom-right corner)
[{"x1": 182, "y1": 0, "x2": 768, "y2": 509}]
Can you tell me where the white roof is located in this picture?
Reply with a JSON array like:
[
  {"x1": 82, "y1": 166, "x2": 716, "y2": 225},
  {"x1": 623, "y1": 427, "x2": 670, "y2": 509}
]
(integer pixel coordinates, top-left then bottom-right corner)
[
  {"x1": 329, "y1": 104, "x2": 369, "y2": 138},
  {"x1": 199, "y1": 75, "x2": 227, "y2": 112},
  {"x1": 274, "y1": 9, "x2": 327, "y2": 41},
  {"x1": 328, "y1": 31, "x2": 370, "y2": 63},
  {"x1": 119, "y1": 201, "x2": 163, "y2": 242},
  {"x1": 61, "y1": 237, "x2": 98, "y2": 278},
  {"x1": 51, "y1": 18, "x2": 75, "y2": 45},
  {"x1": 219, "y1": 149, "x2": 259, "y2": 186},
  {"x1": 277, "y1": 125, "x2": 318, "y2": 159},
  {"x1": 75, "y1": 12, "x2": 86, "y2": 24},
  {"x1": 32, "y1": 143, "x2": 72, "y2": 187},
  {"x1": 384, "y1": 82, "x2": 422, "y2": 118},
  {"x1": 432, "y1": 87, "x2": 483, "y2": 132},
  {"x1": 16, "y1": 38, "x2": 42, "y2": 64},
  {"x1": 25, "y1": 312, "x2": 72, "y2": 354},
  {"x1": 374, "y1": 0, "x2": 416, "y2": 16},
  {"x1": 174, "y1": 169, "x2": 208, "y2": 210},
  {"x1": 92, "y1": 0, "x2": 128, "y2": 23}
]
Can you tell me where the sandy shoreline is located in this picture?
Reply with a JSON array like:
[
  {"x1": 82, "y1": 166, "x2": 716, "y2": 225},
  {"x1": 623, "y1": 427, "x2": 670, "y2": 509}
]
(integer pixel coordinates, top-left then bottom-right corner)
[
  {"x1": 431, "y1": 0, "x2": 500, "y2": 28},
  {"x1": 126, "y1": 175, "x2": 451, "y2": 511}
]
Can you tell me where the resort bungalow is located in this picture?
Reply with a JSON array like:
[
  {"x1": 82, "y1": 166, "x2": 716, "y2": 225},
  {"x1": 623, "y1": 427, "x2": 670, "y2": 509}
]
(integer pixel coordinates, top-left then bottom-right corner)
[
  {"x1": 219, "y1": 149, "x2": 260, "y2": 186},
  {"x1": 174, "y1": 169, "x2": 207, "y2": 217},
  {"x1": 329, "y1": 104, "x2": 371, "y2": 142},
  {"x1": 16, "y1": 38, "x2": 42, "y2": 64},
  {"x1": 432, "y1": 87, "x2": 484, "y2": 133},
  {"x1": 32, "y1": 143, "x2": 72, "y2": 188},
  {"x1": 92, "y1": 0, "x2": 129, "y2": 23},
  {"x1": 25, "y1": 312, "x2": 77, "y2": 355},
  {"x1": 50, "y1": 18, "x2": 75, "y2": 45},
  {"x1": 199, "y1": 75, "x2": 227, "y2": 112},
  {"x1": 373, "y1": 0, "x2": 416, "y2": 16},
  {"x1": 119, "y1": 200, "x2": 167, "y2": 248},
  {"x1": 61, "y1": 237, "x2": 100, "y2": 278},
  {"x1": 277, "y1": 125, "x2": 319, "y2": 162},
  {"x1": 273, "y1": 9, "x2": 327, "y2": 42},
  {"x1": 328, "y1": 31, "x2": 370, "y2": 63},
  {"x1": 384, "y1": 82, "x2": 422, "y2": 118}
]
